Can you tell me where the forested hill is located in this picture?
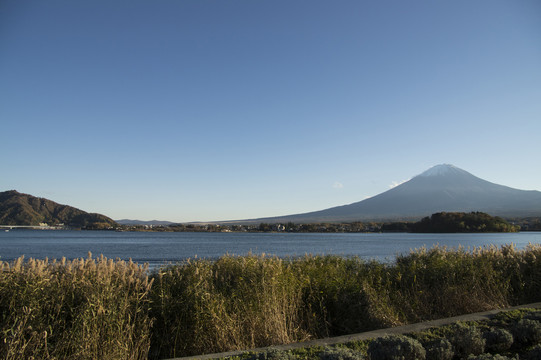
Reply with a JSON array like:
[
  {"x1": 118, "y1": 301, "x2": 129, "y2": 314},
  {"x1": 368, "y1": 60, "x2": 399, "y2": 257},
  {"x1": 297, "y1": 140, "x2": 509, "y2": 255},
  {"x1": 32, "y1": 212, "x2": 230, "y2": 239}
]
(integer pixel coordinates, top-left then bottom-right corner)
[
  {"x1": 410, "y1": 212, "x2": 520, "y2": 233},
  {"x1": 0, "y1": 190, "x2": 117, "y2": 229}
]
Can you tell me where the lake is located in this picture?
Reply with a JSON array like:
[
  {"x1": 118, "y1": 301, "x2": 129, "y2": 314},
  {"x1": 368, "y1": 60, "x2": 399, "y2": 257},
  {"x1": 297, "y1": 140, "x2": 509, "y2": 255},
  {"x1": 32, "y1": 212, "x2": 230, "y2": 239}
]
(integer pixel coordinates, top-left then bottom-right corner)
[{"x1": 1, "y1": 230, "x2": 540, "y2": 270}]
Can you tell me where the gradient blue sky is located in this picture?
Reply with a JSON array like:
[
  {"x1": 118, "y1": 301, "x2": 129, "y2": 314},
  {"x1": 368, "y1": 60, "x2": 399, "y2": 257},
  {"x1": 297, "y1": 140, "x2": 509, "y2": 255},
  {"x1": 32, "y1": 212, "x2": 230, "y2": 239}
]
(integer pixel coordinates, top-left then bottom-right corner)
[{"x1": 2, "y1": 0, "x2": 540, "y2": 222}]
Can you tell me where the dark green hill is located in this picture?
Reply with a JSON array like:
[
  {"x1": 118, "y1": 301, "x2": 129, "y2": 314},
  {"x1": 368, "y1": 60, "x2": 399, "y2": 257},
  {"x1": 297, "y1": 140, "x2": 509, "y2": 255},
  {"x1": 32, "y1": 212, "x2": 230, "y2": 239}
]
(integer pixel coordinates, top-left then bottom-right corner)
[
  {"x1": 0, "y1": 190, "x2": 117, "y2": 229},
  {"x1": 410, "y1": 211, "x2": 520, "y2": 233}
]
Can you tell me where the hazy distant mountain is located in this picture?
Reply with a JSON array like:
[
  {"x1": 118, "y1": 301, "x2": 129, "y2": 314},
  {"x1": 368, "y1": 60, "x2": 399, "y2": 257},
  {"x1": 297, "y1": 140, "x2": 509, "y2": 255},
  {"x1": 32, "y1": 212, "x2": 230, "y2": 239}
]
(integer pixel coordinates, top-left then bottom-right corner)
[
  {"x1": 116, "y1": 219, "x2": 175, "y2": 226},
  {"x1": 0, "y1": 190, "x2": 117, "y2": 228},
  {"x1": 232, "y1": 164, "x2": 541, "y2": 224}
]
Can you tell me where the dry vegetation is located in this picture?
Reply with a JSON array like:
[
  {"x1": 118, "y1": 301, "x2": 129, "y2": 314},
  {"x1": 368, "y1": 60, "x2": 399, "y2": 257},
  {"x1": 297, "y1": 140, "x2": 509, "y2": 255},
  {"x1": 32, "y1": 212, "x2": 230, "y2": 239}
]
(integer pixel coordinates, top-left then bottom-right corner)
[
  {"x1": 1, "y1": 244, "x2": 541, "y2": 359},
  {"x1": 0, "y1": 254, "x2": 153, "y2": 360}
]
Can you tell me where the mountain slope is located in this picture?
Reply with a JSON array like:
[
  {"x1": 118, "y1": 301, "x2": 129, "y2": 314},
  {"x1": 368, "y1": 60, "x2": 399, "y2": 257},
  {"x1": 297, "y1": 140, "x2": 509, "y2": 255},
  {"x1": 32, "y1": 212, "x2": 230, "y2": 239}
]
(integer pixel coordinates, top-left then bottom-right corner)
[
  {"x1": 234, "y1": 164, "x2": 541, "y2": 224},
  {"x1": 0, "y1": 190, "x2": 117, "y2": 228}
]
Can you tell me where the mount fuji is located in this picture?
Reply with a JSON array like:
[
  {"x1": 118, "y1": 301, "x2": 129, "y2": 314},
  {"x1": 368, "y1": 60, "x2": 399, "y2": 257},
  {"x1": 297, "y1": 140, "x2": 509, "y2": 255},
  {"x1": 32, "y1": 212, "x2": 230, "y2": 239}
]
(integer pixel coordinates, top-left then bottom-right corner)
[{"x1": 233, "y1": 164, "x2": 541, "y2": 224}]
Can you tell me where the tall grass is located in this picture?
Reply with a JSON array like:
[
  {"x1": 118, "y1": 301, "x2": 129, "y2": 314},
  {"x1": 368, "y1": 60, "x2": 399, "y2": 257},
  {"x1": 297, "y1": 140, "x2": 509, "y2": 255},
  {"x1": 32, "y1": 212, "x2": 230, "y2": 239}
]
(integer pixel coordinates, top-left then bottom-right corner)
[
  {"x1": 0, "y1": 254, "x2": 153, "y2": 360},
  {"x1": 1, "y1": 244, "x2": 541, "y2": 359},
  {"x1": 392, "y1": 244, "x2": 541, "y2": 319},
  {"x1": 149, "y1": 245, "x2": 541, "y2": 358},
  {"x1": 149, "y1": 255, "x2": 310, "y2": 358}
]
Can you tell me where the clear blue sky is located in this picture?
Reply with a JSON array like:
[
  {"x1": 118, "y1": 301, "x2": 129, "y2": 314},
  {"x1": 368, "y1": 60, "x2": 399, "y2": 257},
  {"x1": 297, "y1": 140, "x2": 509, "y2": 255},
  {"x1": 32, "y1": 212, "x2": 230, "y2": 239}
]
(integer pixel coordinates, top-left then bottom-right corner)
[{"x1": 1, "y1": 0, "x2": 540, "y2": 222}]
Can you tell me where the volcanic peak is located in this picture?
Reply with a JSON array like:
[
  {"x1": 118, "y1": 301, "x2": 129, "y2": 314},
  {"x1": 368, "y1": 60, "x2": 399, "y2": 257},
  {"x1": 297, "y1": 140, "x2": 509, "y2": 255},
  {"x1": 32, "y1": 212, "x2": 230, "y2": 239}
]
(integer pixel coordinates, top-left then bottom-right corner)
[{"x1": 417, "y1": 164, "x2": 466, "y2": 177}]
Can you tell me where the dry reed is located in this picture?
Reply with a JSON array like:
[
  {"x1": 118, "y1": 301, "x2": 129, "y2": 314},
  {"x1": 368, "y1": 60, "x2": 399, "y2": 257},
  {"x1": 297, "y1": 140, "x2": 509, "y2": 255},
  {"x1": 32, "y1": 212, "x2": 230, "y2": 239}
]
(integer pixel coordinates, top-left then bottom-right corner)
[
  {"x1": 2, "y1": 244, "x2": 541, "y2": 359},
  {"x1": 0, "y1": 253, "x2": 153, "y2": 360}
]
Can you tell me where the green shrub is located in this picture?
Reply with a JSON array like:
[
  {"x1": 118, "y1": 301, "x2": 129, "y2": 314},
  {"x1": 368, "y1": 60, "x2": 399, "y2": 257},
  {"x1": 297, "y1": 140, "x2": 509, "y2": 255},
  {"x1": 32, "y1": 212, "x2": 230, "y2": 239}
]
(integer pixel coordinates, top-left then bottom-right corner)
[
  {"x1": 523, "y1": 345, "x2": 541, "y2": 360},
  {"x1": 511, "y1": 319, "x2": 541, "y2": 347},
  {"x1": 483, "y1": 328, "x2": 513, "y2": 353},
  {"x1": 524, "y1": 311, "x2": 541, "y2": 322},
  {"x1": 367, "y1": 335, "x2": 426, "y2": 360},
  {"x1": 467, "y1": 354, "x2": 516, "y2": 360},
  {"x1": 489, "y1": 309, "x2": 529, "y2": 327},
  {"x1": 319, "y1": 346, "x2": 364, "y2": 360},
  {"x1": 248, "y1": 348, "x2": 297, "y2": 360},
  {"x1": 424, "y1": 338, "x2": 454, "y2": 360},
  {"x1": 449, "y1": 323, "x2": 486, "y2": 358}
]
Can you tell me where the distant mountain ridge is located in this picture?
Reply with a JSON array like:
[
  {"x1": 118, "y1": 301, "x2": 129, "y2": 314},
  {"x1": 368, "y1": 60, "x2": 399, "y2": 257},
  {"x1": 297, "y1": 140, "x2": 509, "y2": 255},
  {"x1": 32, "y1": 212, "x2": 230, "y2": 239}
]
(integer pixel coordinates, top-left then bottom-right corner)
[
  {"x1": 228, "y1": 164, "x2": 541, "y2": 224},
  {"x1": 0, "y1": 190, "x2": 117, "y2": 228},
  {"x1": 4, "y1": 165, "x2": 540, "y2": 227}
]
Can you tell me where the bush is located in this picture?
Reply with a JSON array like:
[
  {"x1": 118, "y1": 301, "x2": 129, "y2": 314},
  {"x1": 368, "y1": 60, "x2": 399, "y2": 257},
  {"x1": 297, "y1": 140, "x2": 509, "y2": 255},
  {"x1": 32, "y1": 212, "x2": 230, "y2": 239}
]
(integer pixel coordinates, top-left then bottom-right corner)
[
  {"x1": 511, "y1": 319, "x2": 541, "y2": 347},
  {"x1": 483, "y1": 328, "x2": 514, "y2": 353},
  {"x1": 467, "y1": 354, "x2": 516, "y2": 360},
  {"x1": 367, "y1": 335, "x2": 426, "y2": 360},
  {"x1": 424, "y1": 338, "x2": 454, "y2": 360},
  {"x1": 524, "y1": 311, "x2": 541, "y2": 322},
  {"x1": 523, "y1": 345, "x2": 541, "y2": 360},
  {"x1": 248, "y1": 348, "x2": 297, "y2": 360},
  {"x1": 449, "y1": 323, "x2": 486, "y2": 358},
  {"x1": 319, "y1": 346, "x2": 364, "y2": 360}
]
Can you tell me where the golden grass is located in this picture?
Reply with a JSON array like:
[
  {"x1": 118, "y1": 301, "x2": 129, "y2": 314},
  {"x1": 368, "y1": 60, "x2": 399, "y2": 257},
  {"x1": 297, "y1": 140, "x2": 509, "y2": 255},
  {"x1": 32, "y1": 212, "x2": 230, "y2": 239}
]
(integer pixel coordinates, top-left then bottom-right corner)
[
  {"x1": 0, "y1": 253, "x2": 153, "y2": 360},
  {"x1": 1, "y1": 244, "x2": 541, "y2": 359}
]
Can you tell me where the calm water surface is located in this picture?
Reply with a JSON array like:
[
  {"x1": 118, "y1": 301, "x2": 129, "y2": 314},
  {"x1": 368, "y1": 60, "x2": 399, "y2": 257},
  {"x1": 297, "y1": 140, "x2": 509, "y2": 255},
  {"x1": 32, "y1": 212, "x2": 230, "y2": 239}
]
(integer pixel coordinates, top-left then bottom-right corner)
[{"x1": 1, "y1": 230, "x2": 540, "y2": 270}]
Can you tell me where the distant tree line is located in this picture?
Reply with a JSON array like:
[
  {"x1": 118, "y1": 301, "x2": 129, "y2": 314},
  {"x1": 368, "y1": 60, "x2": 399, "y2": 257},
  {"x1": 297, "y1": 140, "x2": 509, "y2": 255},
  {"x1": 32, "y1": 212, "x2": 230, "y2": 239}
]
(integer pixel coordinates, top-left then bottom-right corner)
[
  {"x1": 506, "y1": 217, "x2": 541, "y2": 231},
  {"x1": 118, "y1": 212, "x2": 540, "y2": 233},
  {"x1": 381, "y1": 212, "x2": 520, "y2": 233}
]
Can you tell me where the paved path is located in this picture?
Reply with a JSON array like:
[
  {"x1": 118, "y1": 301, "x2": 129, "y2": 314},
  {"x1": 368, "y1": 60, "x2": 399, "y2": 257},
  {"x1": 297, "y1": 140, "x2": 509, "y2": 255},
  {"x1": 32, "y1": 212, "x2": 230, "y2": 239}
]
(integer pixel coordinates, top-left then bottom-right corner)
[{"x1": 167, "y1": 302, "x2": 541, "y2": 360}]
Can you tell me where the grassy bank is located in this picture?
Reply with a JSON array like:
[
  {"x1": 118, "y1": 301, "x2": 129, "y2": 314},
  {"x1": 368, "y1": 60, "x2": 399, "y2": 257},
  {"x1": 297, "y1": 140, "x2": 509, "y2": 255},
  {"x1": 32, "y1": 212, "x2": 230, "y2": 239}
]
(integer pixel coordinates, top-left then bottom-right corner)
[{"x1": 1, "y1": 245, "x2": 541, "y2": 359}]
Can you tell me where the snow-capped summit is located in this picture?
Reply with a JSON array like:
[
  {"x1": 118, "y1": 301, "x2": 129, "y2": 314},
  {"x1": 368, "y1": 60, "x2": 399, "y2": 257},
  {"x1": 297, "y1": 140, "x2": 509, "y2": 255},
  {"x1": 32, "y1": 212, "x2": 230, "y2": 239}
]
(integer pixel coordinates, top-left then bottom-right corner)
[{"x1": 418, "y1": 164, "x2": 463, "y2": 177}]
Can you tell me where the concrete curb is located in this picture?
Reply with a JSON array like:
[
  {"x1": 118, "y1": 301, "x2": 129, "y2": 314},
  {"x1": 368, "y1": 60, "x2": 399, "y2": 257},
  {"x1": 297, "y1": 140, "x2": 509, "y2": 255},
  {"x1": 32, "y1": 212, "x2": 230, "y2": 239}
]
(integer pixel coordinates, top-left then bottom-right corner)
[{"x1": 166, "y1": 302, "x2": 541, "y2": 360}]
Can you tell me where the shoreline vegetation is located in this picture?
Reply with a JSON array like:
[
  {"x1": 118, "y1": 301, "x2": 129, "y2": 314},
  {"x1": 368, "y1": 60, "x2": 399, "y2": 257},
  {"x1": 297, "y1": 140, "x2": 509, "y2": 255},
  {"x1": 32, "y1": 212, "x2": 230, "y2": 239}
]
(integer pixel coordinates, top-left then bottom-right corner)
[
  {"x1": 1, "y1": 244, "x2": 541, "y2": 359},
  {"x1": 3, "y1": 211, "x2": 540, "y2": 233},
  {"x1": 119, "y1": 212, "x2": 540, "y2": 233}
]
